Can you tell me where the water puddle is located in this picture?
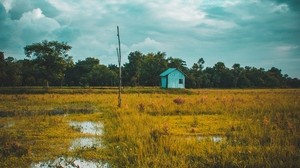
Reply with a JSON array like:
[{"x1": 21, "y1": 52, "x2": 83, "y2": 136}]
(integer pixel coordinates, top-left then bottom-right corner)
[
  {"x1": 31, "y1": 121, "x2": 106, "y2": 167},
  {"x1": 197, "y1": 136, "x2": 223, "y2": 142},
  {"x1": 69, "y1": 121, "x2": 103, "y2": 135},
  {"x1": 69, "y1": 137, "x2": 102, "y2": 150},
  {"x1": 31, "y1": 157, "x2": 109, "y2": 168},
  {"x1": 3, "y1": 121, "x2": 15, "y2": 128}
]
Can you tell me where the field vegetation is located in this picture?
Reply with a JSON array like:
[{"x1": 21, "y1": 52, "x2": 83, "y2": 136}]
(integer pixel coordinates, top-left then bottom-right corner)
[{"x1": 0, "y1": 88, "x2": 299, "y2": 167}]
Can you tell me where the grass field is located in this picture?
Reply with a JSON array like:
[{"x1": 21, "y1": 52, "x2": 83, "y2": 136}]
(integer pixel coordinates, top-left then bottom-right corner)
[{"x1": 0, "y1": 88, "x2": 299, "y2": 167}]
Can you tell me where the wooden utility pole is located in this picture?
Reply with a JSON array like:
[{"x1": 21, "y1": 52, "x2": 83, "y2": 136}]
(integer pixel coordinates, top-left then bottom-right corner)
[{"x1": 117, "y1": 26, "x2": 122, "y2": 107}]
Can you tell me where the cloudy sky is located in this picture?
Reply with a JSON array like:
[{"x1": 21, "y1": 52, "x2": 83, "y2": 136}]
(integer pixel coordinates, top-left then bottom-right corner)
[{"x1": 0, "y1": 0, "x2": 299, "y2": 77}]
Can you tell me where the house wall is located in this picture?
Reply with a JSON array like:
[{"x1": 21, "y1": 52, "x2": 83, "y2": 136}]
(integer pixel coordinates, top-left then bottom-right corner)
[
  {"x1": 167, "y1": 70, "x2": 185, "y2": 88},
  {"x1": 161, "y1": 76, "x2": 167, "y2": 88}
]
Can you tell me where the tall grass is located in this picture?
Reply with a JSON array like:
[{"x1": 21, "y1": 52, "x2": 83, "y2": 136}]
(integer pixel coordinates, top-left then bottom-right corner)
[
  {"x1": 0, "y1": 89, "x2": 299, "y2": 167},
  {"x1": 103, "y1": 89, "x2": 300, "y2": 167}
]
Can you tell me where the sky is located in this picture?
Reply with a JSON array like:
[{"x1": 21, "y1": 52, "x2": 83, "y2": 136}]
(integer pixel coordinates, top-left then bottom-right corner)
[{"x1": 0, "y1": 0, "x2": 299, "y2": 78}]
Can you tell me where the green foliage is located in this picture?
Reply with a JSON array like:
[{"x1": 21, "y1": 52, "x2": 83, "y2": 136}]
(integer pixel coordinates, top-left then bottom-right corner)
[
  {"x1": 24, "y1": 40, "x2": 73, "y2": 87},
  {"x1": 1, "y1": 46, "x2": 300, "y2": 87}
]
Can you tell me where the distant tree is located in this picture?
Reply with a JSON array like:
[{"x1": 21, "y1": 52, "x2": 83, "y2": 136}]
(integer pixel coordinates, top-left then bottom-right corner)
[
  {"x1": 0, "y1": 52, "x2": 5, "y2": 86},
  {"x1": 123, "y1": 51, "x2": 143, "y2": 86},
  {"x1": 2, "y1": 57, "x2": 22, "y2": 86},
  {"x1": 24, "y1": 40, "x2": 73, "y2": 87},
  {"x1": 2, "y1": 46, "x2": 299, "y2": 88},
  {"x1": 167, "y1": 57, "x2": 186, "y2": 70},
  {"x1": 65, "y1": 57, "x2": 118, "y2": 86},
  {"x1": 65, "y1": 57, "x2": 99, "y2": 86},
  {"x1": 140, "y1": 52, "x2": 168, "y2": 86},
  {"x1": 18, "y1": 59, "x2": 37, "y2": 86},
  {"x1": 189, "y1": 58, "x2": 205, "y2": 88},
  {"x1": 266, "y1": 67, "x2": 284, "y2": 87},
  {"x1": 88, "y1": 64, "x2": 118, "y2": 86}
]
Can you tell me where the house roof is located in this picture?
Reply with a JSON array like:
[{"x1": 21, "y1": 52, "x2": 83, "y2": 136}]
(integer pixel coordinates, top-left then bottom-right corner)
[{"x1": 160, "y1": 68, "x2": 185, "y2": 77}]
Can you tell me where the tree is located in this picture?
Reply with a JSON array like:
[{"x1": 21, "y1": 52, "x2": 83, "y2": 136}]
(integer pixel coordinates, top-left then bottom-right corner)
[
  {"x1": 0, "y1": 52, "x2": 5, "y2": 86},
  {"x1": 88, "y1": 64, "x2": 118, "y2": 86},
  {"x1": 140, "y1": 52, "x2": 168, "y2": 86},
  {"x1": 167, "y1": 57, "x2": 186, "y2": 70},
  {"x1": 189, "y1": 58, "x2": 205, "y2": 88},
  {"x1": 19, "y1": 59, "x2": 37, "y2": 86},
  {"x1": 24, "y1": 40, "x2": 73, "y2": 87},
  {"x1": 123, "y1": 51, "x2": 143, "y2": 86},
  {"x1": 65, "y1": 57, "x2": 99, "y2": 86},
  {"x1": 212, "y1": 62, "x2": 235, "y2": 88},
  {"x1": 1, "y1": 57, "x2": 22, "y2": 86}
]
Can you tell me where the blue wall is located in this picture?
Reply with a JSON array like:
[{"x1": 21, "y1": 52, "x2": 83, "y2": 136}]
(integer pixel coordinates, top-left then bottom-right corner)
[{"x1": 161, "y1": 70, "x2": 185, "y2": 88}]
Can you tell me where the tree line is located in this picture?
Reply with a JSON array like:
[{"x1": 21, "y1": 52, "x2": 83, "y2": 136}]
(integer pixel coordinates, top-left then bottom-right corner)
[{"x1": 0, "y1": 40, "x2": 299, "y2": 88}]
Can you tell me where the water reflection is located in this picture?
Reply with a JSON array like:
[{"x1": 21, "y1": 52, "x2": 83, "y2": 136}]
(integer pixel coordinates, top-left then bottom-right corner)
[
  {"x1": 31, "y1": 157, "x2": 109, "y2": 168},
  {"x1": 69, "y1": 121, "x2": 103, "y2": 135},
  {"x1": 69, "y1": 137, "x2": 102, "y2": 150},
  {"x1": 197, "y1": 136, "x2": 223, "y2": 142}
]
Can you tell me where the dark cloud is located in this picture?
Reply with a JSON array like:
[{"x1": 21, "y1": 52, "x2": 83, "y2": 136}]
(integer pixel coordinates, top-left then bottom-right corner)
[
  {"x1": 0, "y1": 3, "x2": 6, "y2": 20},
  {"x1": 0, "y1": 0, "x2": 299, "y2": 77},
  {"x1": 272, "y1": 0, "x2": 300, "y2": 11},
  {"x1": 8, "y1": 0, "x2": 59, "y2": 20},
  {"x1": 0, "y1": 3, "x2": 13, "y2": 50}
]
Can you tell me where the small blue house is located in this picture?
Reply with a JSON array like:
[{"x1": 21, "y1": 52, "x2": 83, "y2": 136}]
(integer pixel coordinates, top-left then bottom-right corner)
[{"x1": 160, "y1": 68, "x2": 185, "y2": 89}]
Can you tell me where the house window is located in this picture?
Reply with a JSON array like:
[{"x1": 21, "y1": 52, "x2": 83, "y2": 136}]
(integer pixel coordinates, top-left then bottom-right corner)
[{"x1": 179, "y1": 79, "x2": 183, "y2": 84}]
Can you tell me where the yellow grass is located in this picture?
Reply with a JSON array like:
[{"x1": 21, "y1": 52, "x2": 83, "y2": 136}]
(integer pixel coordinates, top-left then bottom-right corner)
[{"x1": 0, "y1": 88, "x2": 299, "y2": 167}]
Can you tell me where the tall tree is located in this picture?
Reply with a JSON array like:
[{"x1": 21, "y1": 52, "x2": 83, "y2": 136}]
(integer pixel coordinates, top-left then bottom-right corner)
[
  {"x1": 123, "y1": 51, "x2": 143, "y2": 86},
  {"x1": 65, "y1": 57, "x2": 99, "y2": 86},
  {"x1": 189, "y1": 58, "x2": 205, "y2": 88},
  {"x1": 2, "y1": 57, "x2": 22, "y2": 86},
  {"x1": 0, "y1": 52, "x2": 5, "y2": 86},
  {"x1": 24, "y1": 40, "x2": 73, "y2": 87},
  {"x1": 140, "y1": 52, "x2": 168, "y2": 86}
]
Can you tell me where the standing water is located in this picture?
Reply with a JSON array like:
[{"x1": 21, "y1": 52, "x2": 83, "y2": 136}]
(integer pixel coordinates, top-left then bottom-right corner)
[
  {"x1": 69, "y1": 121, "x2": 103, "y2": 135},
  {"x1": 31, "y1": 121, "x2": 107, "y2": 167}
]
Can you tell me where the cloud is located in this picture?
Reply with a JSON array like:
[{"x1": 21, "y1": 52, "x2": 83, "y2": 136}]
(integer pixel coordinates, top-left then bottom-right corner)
[
  {"x1": 0, "y1": 3, "x2": 61, "y2": 56},
  {"x1": 145, "y1": 0, "x2": 237, "y2": 29},
  {"x1": 1, "y1": 0, "x2": 12, "y2": 12},
  {"x1": 130, "y1": 37, "x2": 165, "y2": 53},
  {"x1": 276, "y1": 45, "x2": 299, "y2": 52},
  {"x1": 271, "y1": 0, "x2": 300, "y2": 11},
  {"x1": 0, "y1": 1, "x2": 6, "y2": 20},
  {"x1": 17, "y1": 8, "x2": 60, "y2": 43},
  {"x1": 271, "y1": 3, "x2": 289, "y2": 13},
  {"x1": 0, "y1": 0, "x2": 299, "y2": 77},
  {"x1": 4, "y1": 0, "x2": 59, "y2": 20}
]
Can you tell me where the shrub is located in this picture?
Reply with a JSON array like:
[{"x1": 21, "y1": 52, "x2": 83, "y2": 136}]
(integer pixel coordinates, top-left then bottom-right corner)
[{"x1": 173, "y1": 98, "x2": 185, "y2": 105}]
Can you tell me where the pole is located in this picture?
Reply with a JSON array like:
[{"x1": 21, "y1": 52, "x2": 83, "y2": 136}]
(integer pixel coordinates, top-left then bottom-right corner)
[{"x1": 117, "y1": 26, "x2": 122, "y2": 107}]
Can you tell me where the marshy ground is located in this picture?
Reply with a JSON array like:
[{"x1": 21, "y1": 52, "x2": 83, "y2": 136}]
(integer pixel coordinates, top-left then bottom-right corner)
[{"x1": 0, "y1": 88, "x2": 299, "y2": 167}]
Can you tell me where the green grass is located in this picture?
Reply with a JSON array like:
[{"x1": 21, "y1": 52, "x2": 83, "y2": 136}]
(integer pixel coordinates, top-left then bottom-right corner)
[{"x1": 0, "y1": 88, "x2": 299, "y2": 167}]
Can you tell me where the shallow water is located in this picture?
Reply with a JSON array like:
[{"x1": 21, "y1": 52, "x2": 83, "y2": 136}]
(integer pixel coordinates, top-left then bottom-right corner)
[
  {"x1": 69, "y1": 121, "x2": 103, "y2": 135},
  {"x1": 4, "y1": 121, "x2": 15, "y2": 128},
  {"x1": 31, "y1": 121, "x2": 106, "y2": 167},
  {"x1": 31, "y1": 157, "x2": 109, "y2": 168},
  {"x1": 197, "y1": 136, "x2": 223, "y2": 142},
  {"x1": 69, "y1": 137, "x2": 102, "y2": 150}
]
